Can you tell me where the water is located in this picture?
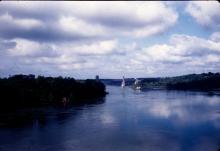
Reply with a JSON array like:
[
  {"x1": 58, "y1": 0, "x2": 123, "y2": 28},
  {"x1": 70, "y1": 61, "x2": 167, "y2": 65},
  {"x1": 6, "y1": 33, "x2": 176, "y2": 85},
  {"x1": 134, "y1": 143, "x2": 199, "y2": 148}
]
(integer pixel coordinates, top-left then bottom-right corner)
[{"x1": 0, "y1": 86, "x2": 220, "y2": 151}]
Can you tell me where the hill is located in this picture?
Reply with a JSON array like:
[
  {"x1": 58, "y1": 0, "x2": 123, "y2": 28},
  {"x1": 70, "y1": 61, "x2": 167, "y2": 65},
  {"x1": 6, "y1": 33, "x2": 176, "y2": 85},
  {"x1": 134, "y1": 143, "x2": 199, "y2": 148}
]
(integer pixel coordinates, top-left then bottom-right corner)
[{"x1": 140, "y1": 72, "x2": 220, "y2": 91}]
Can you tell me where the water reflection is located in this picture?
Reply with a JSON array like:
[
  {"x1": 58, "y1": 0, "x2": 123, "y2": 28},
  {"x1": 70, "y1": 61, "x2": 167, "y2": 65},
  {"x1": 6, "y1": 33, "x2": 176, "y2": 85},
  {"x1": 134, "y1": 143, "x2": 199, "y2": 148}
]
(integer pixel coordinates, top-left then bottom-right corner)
[
  {"x1": 0, "y1": 86, "x2": 220, "y2": 151},
  {"x1": 0, "y1": 98, "x2": 106, "y2": 128},
  {"x1": 137, "y1": 91, "x2": 220, "y2": 126}
]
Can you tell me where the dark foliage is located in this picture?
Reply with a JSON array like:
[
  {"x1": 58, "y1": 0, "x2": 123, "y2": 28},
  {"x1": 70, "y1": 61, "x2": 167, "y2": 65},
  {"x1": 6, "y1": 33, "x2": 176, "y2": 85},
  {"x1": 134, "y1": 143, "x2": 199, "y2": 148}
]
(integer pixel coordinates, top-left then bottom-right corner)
[
  {"x1": 140, "y1": 72, "x2": 220, "y2": 91},
  {"x1": 167, "y1": 72, "x2": 220, "y2": 90},
  {"x1": 0, "y1": 74, "x2": 107, "y2": 111}
]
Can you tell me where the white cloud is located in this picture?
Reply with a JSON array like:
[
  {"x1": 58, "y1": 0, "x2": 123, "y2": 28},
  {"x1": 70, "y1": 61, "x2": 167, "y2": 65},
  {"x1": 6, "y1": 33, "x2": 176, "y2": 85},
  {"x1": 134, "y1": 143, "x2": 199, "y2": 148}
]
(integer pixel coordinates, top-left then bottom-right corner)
[
  {"x1": 186, "y1": 1, "x2": 220, "y2": 29},
  {"x1": 74, "y1": 1, "x2": 178, "y2": 38},
  {"x1": 58, "y1": 62, "x2": 95, "y2": 70},
  {"x1": 129, "y1": 33, "x2": 220, "y2": 76},
  {"x1": 3, "y1": 38, "x2": 121, "y2": 77},
  {"x1": 7, "y1": 38, "x2": 118, "y2": 57},
  {"x1": 2, "y1": 32, "x2": 220, "y2": 78},
  {"x1": 58, "y1": 16, "x2": 108, "y2": 38},
  {"x1": 8, "y1": 39, "x2": 58, "y2": 57},
  {"x1": 0, "y1": 13, "x2": 42, "y2": 29},
  {"x1": 169, "y1": 34, "x2": 220, "y2": 55},
  {"x1": 210, "y1": 32, "x2": 220, "y2": 42},
  {"x1": 0, "y1": 1, "x2": 178, "y2": 39},
  {"x1": 1, "y1": 1, "x2": 220, "y2": 78},
  {"x1": 62, "y1": 39, "x2": 118, "y2": 56},
  {"x1": 34, "y1": 55, "x2": 84, "y2": 65}
]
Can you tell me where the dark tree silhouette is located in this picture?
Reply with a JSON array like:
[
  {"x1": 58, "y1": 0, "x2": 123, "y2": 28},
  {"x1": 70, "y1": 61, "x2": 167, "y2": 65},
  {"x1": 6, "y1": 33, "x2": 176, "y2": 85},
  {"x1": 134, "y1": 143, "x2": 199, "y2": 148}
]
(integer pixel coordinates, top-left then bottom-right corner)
[
  {"x1": 0, "y1": 74, "x2": 107, "y2": 111},
  {"x1": 138, "y1": 72, "x2": 220, "y2": 91},
  {"x1": 167, "y1": 72, "x2": 220, "y2": 91}
]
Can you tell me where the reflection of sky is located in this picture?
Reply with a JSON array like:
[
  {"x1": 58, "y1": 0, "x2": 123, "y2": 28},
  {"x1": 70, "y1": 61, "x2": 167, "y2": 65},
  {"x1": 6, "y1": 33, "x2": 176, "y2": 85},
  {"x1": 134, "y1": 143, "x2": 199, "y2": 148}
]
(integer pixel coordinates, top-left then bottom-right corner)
[
  {"x1": 0, "y1": 86, "x2": 220, "y2": 151},
  {"x1": 139, "y1": 92, "x2": 220, "y2": 126}
]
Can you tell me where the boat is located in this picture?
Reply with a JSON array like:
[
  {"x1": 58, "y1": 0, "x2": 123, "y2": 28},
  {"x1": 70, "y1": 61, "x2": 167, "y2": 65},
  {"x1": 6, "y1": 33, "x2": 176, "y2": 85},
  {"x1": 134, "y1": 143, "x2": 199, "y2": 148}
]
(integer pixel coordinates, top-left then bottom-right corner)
[
  {"x1": 121, "y1": 76, "x2": 125, "y2": 88},
  {"x1": 136, "y1": 86, "x2": 141, "y2": 90},
  {"x1": 133, "y1": 78, "x2": 141, "y2": 90}
]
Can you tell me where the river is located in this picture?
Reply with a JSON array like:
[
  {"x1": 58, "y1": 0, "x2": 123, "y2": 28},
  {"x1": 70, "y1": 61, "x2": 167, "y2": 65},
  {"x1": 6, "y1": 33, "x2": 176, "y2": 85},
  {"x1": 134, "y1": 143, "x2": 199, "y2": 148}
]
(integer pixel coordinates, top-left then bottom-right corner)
[{"x1": 0, "y1": 86, "x2": 220, "y2": 151}]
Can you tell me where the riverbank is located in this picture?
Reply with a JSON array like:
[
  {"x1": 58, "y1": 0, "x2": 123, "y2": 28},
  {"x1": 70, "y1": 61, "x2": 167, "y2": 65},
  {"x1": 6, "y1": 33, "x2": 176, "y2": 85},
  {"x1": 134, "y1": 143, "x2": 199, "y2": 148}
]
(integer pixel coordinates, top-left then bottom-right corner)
[
  {"x1": 102, "y1": 72, "x2": 220, "y2": 92},
  {"x1": 141, "y1": 72, "x2": 220, "y2": 91}
]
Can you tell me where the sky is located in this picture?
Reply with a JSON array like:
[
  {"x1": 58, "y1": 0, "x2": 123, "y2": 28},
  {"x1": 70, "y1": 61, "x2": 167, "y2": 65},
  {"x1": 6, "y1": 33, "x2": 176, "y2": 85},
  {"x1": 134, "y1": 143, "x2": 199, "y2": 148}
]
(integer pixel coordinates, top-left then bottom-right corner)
[{"x1": 0, "y1": 1, "x2": 220, "y2": 79}]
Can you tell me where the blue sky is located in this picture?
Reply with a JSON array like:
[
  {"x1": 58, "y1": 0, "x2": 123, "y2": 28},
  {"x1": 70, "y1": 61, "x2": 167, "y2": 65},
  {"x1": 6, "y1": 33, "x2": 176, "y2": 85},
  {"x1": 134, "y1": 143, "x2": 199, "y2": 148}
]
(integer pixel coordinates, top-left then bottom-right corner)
[{"x1": 0, "y1": 1, "x2": 220, "y2": 79}]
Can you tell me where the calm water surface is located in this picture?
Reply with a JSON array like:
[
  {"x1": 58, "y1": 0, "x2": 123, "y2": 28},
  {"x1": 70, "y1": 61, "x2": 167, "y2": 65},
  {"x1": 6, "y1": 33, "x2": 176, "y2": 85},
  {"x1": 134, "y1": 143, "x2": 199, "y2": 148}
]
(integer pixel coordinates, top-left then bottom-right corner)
[{"x1": 0, "y1": 86, "x2": 220, "y2": 151}]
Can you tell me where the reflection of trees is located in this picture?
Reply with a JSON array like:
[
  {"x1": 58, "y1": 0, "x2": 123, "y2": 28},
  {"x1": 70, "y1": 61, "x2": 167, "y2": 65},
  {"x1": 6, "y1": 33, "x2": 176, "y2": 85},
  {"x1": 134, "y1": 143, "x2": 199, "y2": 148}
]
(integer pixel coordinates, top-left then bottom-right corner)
[{"x1": 0, "y1": 97, "x2": 106, "y2": 127}]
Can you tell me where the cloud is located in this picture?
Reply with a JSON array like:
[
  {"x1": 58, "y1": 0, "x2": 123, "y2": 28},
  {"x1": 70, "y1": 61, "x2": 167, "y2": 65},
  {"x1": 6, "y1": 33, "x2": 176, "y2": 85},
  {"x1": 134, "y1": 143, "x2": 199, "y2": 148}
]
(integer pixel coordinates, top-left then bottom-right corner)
[
  {"x1": 0, "y1": 1, "x2": 180, "y2": 78},
  {"x1": 5, "y1": 37, "x2": 118, "y2": 58},
  {"x1": 0, "y1": 38, "x2": 121, "y2": 77},
  {"x1": 210, "y1": 32, "x2": 220, "y2": 42},
  {"x1": 59, "y1": 39, "x2": 118, "y2": 56},
  {"x1": 0, "y1": 39, "x2": 16, "y2": 52},
  {"x1": 8, "y1": 39, "x2": 59, "y2": 57},
  {"x1": 0, "y1": 1, "x2": 178, "y2": 42},
  {"x1": 0, "y1": 1, "x2": 220, "y2": 78},
  {"x1": 0, "y1": 13, "x2": 98, "y2": 42},
  {"x1": 138, "y1": 34, "x2": 220, "y2": 62},
  {"x1": 70, "y1": 1, "x2": 178, "y2": 38},
  {"x1": 186, "y1": 1, "x2": 220, "y2": 29},
  {"x1": 1, "y1": 32, "x2": 220, "y2": 78},
  {"x1": 129, "y1": 33, "x2": 220, "y2": 76}
]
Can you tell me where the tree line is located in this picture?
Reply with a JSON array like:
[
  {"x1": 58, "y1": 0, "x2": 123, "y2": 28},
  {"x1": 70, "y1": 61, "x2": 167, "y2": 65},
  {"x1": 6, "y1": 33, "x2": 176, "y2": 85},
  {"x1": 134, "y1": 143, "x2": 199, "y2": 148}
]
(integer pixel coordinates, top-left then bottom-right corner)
[
  {"x1": 0, "y1": 74, "x2": 107, "y2": 111},
  {"x1": 139, "y1": 72, "x2": 220, "y2": 91}
]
